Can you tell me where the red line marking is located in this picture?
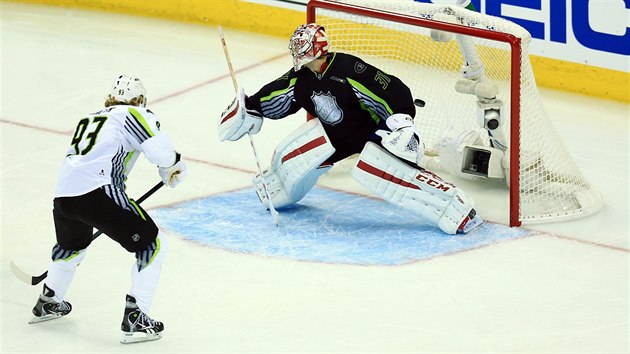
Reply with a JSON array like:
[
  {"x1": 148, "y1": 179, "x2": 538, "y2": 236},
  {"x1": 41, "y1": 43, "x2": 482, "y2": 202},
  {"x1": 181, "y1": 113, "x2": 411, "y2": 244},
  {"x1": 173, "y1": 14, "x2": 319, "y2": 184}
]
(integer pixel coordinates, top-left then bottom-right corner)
[
  {"x1": 0, "y1": 118, "x2": 73, "y2": 135},
  {"x1": 150, "y1": 53, "x2": 287, "y2": 104},
  {"x1": 540, "y1": 233, "x2": 630, "y2": 253},
  {"x1": 181, "y1": 156, "x2": 254, "y2": 175}
]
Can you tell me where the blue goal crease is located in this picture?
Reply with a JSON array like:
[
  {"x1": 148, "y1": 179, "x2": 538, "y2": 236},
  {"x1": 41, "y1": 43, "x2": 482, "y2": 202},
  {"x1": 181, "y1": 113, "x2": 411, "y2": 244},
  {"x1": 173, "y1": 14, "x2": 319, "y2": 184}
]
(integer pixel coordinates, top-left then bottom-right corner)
[{"x1": 152, "y1": 187, "x2": 531, "y2": 266}]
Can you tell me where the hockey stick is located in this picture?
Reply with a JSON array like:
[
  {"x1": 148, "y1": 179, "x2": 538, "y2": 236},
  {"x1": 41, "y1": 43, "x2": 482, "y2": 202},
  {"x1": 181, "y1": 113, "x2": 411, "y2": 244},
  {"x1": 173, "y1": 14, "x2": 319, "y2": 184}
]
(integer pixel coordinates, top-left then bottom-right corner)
[
  {"x1": 218, "y1": 25, "x2": 280, "y2": 226},
  {"x1": 10, "y1": 181, "x2": 165, "y2": 286}
]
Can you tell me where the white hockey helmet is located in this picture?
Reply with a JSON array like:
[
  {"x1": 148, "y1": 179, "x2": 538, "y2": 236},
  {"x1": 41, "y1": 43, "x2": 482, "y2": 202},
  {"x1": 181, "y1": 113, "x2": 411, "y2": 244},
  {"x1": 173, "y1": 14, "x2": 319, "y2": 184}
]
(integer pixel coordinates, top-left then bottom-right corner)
[
  {"x1": 110, "y1": 74, "x2": 147, "y2": 107},
  {"x1": 288, "y1": 23, "x2": 330, "y2": 72}
]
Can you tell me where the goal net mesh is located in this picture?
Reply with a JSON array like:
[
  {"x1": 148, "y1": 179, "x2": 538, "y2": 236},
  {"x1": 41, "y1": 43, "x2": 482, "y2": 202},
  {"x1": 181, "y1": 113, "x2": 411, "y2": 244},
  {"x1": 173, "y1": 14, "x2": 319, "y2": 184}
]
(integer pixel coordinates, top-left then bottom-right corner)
[{"x1": 309, "y1": 0, "x2": 602, "y2": 224}]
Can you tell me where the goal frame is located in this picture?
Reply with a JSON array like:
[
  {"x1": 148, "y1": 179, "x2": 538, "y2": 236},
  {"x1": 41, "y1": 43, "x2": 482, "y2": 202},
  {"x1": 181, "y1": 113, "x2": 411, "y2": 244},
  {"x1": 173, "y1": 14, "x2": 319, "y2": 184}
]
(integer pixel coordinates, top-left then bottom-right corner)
[{"x1": 307, "y1": 0, "x2": 524, "y2": 227}]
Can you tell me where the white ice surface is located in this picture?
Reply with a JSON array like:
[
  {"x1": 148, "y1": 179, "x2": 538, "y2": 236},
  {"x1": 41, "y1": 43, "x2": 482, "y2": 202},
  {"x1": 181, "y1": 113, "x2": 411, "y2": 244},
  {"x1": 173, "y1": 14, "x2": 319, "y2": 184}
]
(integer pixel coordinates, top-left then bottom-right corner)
[{"x1": 1, "y1": 3, "x2": 628, "y2": 353}]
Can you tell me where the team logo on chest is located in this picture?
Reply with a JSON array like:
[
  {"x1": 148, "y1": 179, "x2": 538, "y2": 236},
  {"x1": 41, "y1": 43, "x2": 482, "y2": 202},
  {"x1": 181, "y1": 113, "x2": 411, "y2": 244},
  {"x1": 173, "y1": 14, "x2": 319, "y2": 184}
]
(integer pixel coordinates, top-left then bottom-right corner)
[{"x1": 311, "y1": 91, "x2": 343, "y2": 126}]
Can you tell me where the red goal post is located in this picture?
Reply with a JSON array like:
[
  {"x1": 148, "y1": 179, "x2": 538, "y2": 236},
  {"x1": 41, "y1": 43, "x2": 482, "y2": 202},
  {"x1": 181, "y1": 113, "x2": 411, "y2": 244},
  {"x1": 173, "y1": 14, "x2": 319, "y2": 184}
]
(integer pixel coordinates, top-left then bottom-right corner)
[{"x1": 306, "y1": 0, "x2": 602, "y2": 227}]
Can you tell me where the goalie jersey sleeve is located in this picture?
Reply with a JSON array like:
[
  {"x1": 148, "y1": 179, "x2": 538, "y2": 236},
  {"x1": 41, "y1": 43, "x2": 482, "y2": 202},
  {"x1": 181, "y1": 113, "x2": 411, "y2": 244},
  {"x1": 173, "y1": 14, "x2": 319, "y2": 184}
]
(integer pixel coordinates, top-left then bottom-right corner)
[
  {"x1": 55, "y1": 105, "x2": 176, "y2": 197},
  {"x1": 246, "y1": 52, "x2": 415, "y2": 158}
]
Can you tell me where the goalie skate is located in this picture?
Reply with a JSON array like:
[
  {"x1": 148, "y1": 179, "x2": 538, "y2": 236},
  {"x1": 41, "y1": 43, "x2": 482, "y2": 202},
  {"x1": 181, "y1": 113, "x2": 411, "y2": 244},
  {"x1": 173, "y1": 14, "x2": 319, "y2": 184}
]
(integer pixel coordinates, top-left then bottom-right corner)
[
  {"x1": 120, "y1": 295, "x2": 164, "y2": 344},
  {"x1": 457, "y1": 210, "x2": 484, "y2": 235},
  {"x1": 29, "y1": 284, "x2": 72, "y2": 324}
]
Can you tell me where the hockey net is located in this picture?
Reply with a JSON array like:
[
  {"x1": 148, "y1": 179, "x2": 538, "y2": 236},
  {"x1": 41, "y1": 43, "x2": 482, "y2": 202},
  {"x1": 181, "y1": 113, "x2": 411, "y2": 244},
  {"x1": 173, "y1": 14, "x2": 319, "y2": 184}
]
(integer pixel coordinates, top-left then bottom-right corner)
[{"x1": 307, "y1": 0, "x2": 602, "y2": 226}]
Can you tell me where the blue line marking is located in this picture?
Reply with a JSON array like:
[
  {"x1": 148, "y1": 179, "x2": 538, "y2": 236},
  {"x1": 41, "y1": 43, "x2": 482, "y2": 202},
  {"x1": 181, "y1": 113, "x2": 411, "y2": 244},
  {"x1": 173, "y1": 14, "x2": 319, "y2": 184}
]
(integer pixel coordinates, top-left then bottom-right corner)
[{"x1": 152, "y1": 187, "x2": 531, "y2": 266}]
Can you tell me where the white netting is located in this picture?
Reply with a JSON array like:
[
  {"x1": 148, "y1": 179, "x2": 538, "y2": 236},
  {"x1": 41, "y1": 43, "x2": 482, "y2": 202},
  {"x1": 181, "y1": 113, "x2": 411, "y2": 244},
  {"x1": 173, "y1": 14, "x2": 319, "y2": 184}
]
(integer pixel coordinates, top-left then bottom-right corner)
[{"x1": 310, "y1": 0, "x2": 602, "y2": 224}]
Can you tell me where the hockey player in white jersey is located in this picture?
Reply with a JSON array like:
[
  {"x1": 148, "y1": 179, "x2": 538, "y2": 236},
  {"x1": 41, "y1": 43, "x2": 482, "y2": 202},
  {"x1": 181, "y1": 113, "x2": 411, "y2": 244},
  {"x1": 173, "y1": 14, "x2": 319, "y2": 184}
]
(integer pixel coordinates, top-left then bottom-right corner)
[{"x1": 29, "y1": 75, "x2": 187, "y2": 344}]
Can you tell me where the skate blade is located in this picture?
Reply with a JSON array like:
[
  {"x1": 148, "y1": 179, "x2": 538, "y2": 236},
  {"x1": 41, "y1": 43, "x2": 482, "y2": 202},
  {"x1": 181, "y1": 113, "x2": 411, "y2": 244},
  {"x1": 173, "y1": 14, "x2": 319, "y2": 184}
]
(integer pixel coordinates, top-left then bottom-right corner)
[
  {"x1": 28, "y1": 313, "x2": 66, "y2": 324},
  {"x1": 120, "y1": 332, "x2": 162, "y2": 344}
]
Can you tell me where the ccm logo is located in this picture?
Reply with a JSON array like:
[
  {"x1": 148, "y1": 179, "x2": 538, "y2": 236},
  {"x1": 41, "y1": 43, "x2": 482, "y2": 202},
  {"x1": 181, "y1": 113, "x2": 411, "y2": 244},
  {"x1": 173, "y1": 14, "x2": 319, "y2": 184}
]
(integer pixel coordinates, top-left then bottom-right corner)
[{"x1": 415, "y1": 173, "x2": 451, "y2": 192}]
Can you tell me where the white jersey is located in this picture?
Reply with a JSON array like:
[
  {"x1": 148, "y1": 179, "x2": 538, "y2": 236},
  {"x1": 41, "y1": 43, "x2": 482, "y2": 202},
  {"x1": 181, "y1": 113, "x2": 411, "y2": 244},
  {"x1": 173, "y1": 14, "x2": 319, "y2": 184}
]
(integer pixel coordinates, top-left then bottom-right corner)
[{"x1": 55, "y1": 105, "x2": 176, "y2": 197}]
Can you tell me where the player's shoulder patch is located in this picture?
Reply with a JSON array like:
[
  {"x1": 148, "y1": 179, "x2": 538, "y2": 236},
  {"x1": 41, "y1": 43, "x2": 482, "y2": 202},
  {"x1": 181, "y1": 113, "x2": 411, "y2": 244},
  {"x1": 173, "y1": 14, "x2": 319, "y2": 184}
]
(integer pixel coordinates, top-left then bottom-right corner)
[
  {"x1": 336, "y1": 52, "x2": 368, "y2": 74},
  {"x1": 354, "y1": 61, "x2": 367, "y2": 74}
]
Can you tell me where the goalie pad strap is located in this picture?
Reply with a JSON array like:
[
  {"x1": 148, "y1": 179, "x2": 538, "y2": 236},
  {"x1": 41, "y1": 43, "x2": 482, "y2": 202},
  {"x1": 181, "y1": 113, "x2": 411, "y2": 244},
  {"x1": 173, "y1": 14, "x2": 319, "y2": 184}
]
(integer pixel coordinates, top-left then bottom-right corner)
[
  {"x1": 253, "y1": 120, "x2": 335, "y2": 208},
  {"x1": 352, "y1": 142, "x2": 474, "y2": 234}
]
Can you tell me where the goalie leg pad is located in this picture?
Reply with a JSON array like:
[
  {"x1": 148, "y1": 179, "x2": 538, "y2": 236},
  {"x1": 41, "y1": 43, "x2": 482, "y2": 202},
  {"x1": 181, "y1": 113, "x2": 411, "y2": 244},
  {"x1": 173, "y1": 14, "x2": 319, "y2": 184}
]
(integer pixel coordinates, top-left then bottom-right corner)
[
  {"x1": 253, "y1": 119, "x2": 335, "y2": 208},
  {"x1": 352, "y1": 142, "x2": 479, "y2": 234},
  {"x1": 254, "y1": 164, "x2": 332, "y2": 208}
]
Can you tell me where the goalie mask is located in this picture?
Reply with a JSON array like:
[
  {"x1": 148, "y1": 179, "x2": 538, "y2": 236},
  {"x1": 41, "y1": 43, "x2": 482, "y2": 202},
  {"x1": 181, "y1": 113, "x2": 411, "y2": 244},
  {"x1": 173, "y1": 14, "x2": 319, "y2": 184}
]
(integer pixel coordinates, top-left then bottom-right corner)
[
  {"x1": 289, "y1": 23, "x2": 329, "y2": 72},
  {"x1": 110, "y1": 74, "x2": 147, "y2": 107}
]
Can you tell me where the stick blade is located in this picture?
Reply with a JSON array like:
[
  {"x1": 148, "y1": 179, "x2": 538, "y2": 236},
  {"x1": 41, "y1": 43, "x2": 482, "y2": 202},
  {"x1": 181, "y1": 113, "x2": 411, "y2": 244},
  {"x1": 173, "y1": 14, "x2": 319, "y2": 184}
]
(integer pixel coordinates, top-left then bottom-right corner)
[
  {"x1": 10, "y1": 261, "x2": 33, "y2": 285},
  {"x1": 10, "y1": 260, "x2": 46, "y2": 286}
]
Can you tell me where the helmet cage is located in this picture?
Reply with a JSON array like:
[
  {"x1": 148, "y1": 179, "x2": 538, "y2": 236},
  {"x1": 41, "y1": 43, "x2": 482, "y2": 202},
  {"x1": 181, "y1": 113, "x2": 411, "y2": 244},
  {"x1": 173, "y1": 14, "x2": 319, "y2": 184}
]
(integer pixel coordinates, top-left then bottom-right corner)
[{"x1": 289, "y1": 24, "x2": 329, "y2": 71}]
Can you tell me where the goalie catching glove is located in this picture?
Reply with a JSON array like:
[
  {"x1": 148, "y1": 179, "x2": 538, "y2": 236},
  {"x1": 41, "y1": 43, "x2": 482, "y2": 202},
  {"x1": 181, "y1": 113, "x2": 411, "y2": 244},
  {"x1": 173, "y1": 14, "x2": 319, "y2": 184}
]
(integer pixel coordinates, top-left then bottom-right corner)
[
  {"x1": 159, "y1": 152, "x2": 187, "y2": 188},
  {"x1": 218, "y1": 87, "x2": 263, "y2": 141},
  {"x1": 375, "y1": 113, "x2": 424, "y2": 166}
]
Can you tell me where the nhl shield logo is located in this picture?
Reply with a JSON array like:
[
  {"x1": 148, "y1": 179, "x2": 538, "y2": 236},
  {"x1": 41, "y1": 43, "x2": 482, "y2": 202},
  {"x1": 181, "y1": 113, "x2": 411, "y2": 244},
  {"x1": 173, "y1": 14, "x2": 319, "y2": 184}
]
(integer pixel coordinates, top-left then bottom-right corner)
[{"x1": 311, "y1": 91, "x2": 343, "y2": 126}]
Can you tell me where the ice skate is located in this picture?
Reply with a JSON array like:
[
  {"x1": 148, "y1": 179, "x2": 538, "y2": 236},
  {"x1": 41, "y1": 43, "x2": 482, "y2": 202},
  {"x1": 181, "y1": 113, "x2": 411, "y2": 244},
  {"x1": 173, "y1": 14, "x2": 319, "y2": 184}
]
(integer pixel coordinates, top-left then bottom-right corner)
[
  {"x1": 457, "y1": 209, "x2": 484, "y2": 235},
  {"x1": 29, "y1": 284, "x2": 72, "y2": 324},
  {"x1": 120, "y1": 295, "x2": 164, "y2": 344}
]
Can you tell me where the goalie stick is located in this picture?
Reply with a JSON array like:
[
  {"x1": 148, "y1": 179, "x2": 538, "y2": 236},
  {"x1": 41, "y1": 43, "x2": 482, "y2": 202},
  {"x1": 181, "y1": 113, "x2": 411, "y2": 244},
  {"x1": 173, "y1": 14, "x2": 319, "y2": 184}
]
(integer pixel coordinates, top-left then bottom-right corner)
[
  {"x1": 218, "y1": 25, "x2": 280, "y2": 226},
  {"x1": 10, "y1": 181, "x2": 165, "y2": 286}
]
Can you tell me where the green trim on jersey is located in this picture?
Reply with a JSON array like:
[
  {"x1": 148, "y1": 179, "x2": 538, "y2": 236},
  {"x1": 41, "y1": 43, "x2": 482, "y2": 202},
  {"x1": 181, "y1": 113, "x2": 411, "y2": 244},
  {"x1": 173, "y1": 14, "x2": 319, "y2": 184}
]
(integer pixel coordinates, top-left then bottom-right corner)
[
  {"x1": 128, "y1": 107, "x2": 156, "y2": 137},
  {"x1": 123, "y1": 151, "x2": 136, "y2": 177},
  {"x1": 260, "y1": 77, "x2": 298, "y2": 102},
  {"x1": 129, "y1": 199, "x2": 147, "y2": 221},
  {"x1": 347, "y1": 77, "x2": 394, "y2": 122},
  {"x1": 320, "y1": 52, "x2": 337, "y2": 77},
  {"x1": 357, "y1": 101, "x2": 382, "y2": 124}
]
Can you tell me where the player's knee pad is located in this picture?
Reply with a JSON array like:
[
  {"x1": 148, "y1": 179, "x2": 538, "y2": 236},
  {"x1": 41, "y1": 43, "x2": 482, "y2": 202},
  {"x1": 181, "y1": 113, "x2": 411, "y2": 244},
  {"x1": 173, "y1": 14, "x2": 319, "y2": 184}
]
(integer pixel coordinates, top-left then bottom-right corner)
[
  {"x1": 135, "y1": 232, "x2": 168, "y2": 272},
  {"x1": 253, "y1": 119, "x2": 335, "y2": 208},
  {"x1": 352, "y1": 142, "x2": 476, "y2": 234}
]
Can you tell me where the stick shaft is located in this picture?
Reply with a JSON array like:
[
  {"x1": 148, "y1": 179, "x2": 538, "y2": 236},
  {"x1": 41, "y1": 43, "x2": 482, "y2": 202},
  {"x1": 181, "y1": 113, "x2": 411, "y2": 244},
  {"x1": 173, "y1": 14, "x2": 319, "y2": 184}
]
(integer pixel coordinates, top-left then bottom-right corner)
[{"x1": 217, "y1": 26, "x2": 279, "y2": 226}]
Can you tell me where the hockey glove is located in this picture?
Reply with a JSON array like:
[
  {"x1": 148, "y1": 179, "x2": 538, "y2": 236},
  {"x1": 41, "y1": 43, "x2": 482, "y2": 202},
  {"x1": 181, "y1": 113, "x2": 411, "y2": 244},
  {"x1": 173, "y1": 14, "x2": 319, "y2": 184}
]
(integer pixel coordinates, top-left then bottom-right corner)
[
  {"x1": 375, "y1": 113, "x2": 424, "y2": 165},
  {"x1": 159, "y1": 152, "x2": 187, "y2": 188},
  {"x1": 218, "y1": 88, "x2": 263, "y2": 142}
]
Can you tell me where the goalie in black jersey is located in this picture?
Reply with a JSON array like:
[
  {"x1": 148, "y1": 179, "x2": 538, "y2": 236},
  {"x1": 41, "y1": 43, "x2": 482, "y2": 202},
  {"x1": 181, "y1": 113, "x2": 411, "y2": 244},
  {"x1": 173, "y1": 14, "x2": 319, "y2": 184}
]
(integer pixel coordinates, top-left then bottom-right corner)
[{"x1": 219, "y1": 23, "x2": 482, "y2": 235}]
